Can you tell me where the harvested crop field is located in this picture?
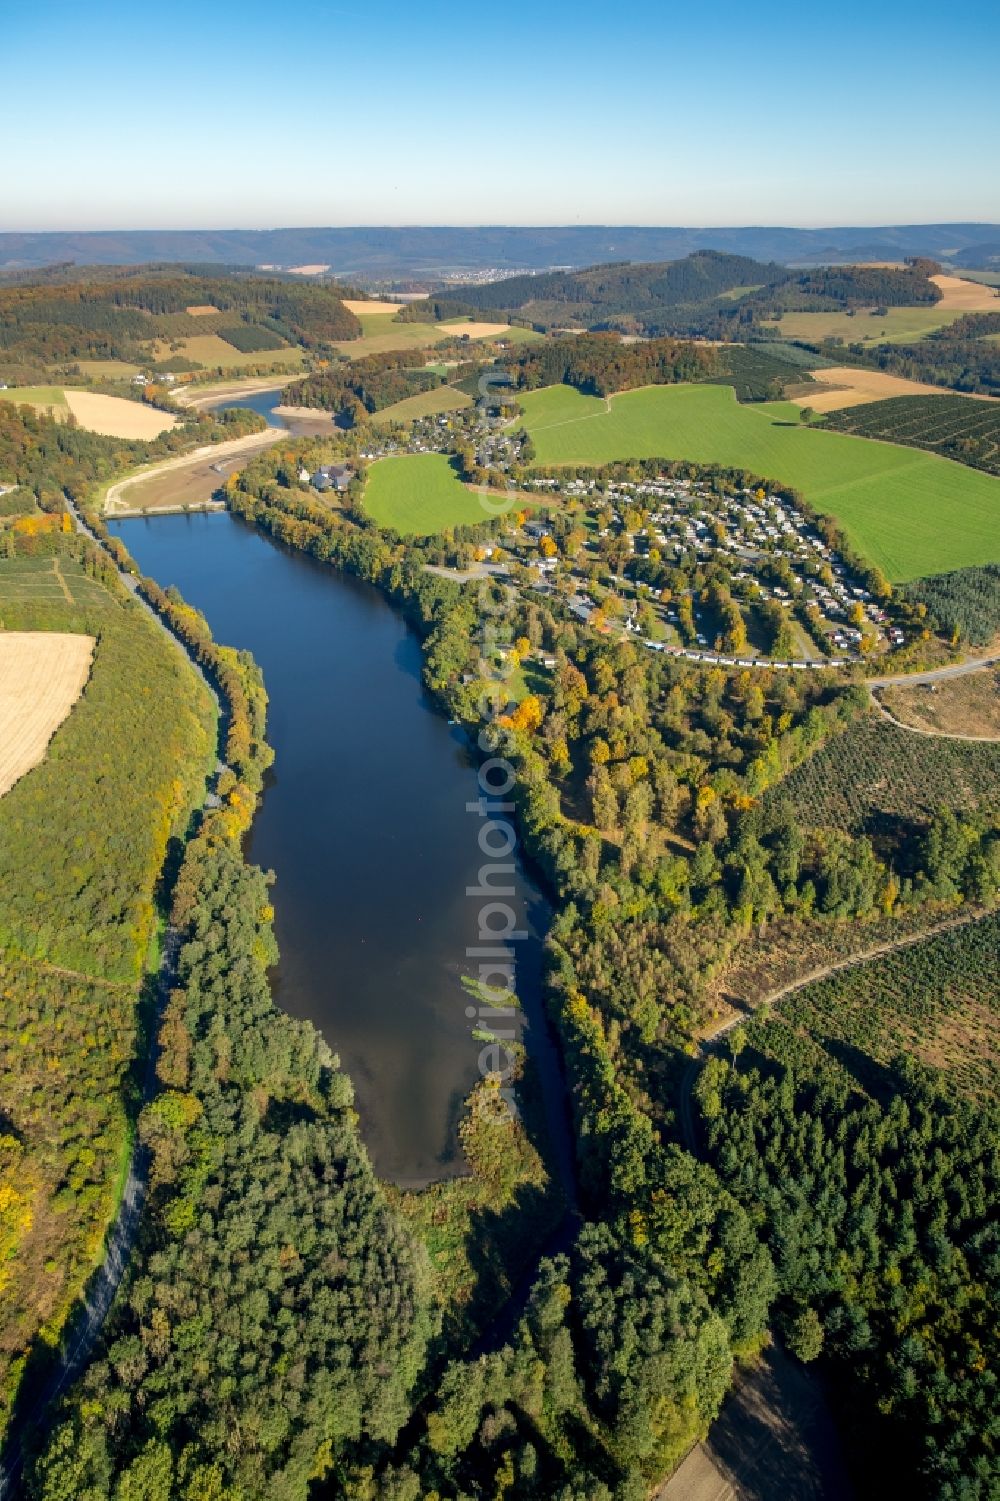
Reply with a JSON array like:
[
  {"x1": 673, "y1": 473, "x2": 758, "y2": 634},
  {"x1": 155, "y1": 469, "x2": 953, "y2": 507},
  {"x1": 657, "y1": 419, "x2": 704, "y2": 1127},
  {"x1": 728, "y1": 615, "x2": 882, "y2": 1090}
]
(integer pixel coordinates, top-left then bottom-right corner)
[
  {"x1": 793, "y1": 366, "x2": 989, "y2": 412},
  {"x1": 185, "y1": 304, "x2": 219, "y2": 316},
  {"x1": 63, "y1": 390, "x2": 178, "y2": 438},
  {"x1": 342, "y1": 299, "x2": 406, "y2": 316},
  {"x1": 930, "y1": 274, "x2": 1000, "y2": 310},
  {"x1": 0, "y1": 631, "x2": 94, "y2": 796},
  {"x1": 440, "y1": 319, "x2": 514, "y2": 339}
]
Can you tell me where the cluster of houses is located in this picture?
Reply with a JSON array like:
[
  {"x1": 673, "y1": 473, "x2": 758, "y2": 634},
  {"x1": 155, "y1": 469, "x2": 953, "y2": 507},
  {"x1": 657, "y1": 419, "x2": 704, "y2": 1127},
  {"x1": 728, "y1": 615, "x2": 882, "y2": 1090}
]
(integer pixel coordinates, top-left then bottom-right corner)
[
  {"x1": 300, "y1": 462, "x2": 352, "y2": 493},
  {"x1": 517, "y1": 475, "x2": 909, "y2": 663}
]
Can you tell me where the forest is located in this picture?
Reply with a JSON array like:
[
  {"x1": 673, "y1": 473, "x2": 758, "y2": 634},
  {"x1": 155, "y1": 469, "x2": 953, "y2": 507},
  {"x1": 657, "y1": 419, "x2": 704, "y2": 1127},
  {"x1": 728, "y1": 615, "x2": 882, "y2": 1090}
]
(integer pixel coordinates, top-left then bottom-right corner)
[
  {"x1": 696, "y1": 1037, "x2": 999, "y2": 1495},
  {"x1": 905, "y1": 563, "x2": 1000, "y2": 645},
  {"x1": 0, "y1": 533, "x2": 216, "y2": 1438},
  {"x1": 0, "y1": 268, "x2": 360, "y2": 380},
  {"x1": 504, "y1": 333, "x2": 719, "y2": 395},
  {"x1": 283, "y1": 347, "x2": 451, "y2": 423},
  {"x1": 404, "y1": 254, "x2": 943, "y2": 337}
]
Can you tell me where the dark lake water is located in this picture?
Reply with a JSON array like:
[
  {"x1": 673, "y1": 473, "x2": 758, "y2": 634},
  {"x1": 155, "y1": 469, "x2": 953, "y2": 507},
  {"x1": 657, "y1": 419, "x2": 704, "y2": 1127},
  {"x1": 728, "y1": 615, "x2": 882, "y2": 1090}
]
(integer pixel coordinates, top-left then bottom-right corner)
[
  {"x1": 111, "y1": 511, "x2": 563, "y2": 1186},
  {"x1": 215, "y1": 386, "x2": 286, "y2": 427}
]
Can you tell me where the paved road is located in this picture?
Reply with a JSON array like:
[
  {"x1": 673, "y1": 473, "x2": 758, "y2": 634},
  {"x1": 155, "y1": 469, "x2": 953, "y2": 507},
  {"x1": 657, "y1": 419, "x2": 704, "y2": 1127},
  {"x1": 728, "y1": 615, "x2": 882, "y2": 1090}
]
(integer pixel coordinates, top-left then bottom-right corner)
[
  {"x1": 869, "y1": 653, "x2": 1000, "y2": 688},
  {"x1": 0, "y1": 510, "x2": 221, "y2": 1498}
]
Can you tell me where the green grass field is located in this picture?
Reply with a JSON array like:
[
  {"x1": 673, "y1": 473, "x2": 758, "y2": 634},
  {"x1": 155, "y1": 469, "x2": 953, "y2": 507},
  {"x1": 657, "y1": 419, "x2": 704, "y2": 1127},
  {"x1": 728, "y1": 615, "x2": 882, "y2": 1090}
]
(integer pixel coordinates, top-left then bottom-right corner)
[
  {"x1": 336, "y1": 313, "x2": 543, "y2": 360},
  {"x1": 765, "y1": 306, "x2": 968, "y2": 344},
  {"x1": 336, "y1": 314, "x2": 450, "y2": 359},
  {"x1": 363, "y1": 453, "x2": 489, "y2": 532},
  {"x1": 519, "y1": 383, "x2": 1000, "y2": 581},
  {"x1": 0, "y1": 385, "x2": 67, "y2": 411},
  {"x1": 363, "y1": 453, "x2": 538, "y2": 533},
  {"x1": 150, "y1": 335, "x2": 305, "y2": 370},
  {"x1": 60, "y1": 359, "x2": 143, "y2": 380},
  {"x1": 370, "y1": 385, "x2": 473, "y2": 426}
]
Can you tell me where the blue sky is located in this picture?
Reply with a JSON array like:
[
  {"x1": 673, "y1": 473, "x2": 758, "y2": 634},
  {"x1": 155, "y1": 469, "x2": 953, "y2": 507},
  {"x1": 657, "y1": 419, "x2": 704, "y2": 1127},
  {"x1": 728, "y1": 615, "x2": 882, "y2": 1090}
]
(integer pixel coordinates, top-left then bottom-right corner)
[{"x1": 5, "y1": 0, "x2": 1000, "y2": 229}]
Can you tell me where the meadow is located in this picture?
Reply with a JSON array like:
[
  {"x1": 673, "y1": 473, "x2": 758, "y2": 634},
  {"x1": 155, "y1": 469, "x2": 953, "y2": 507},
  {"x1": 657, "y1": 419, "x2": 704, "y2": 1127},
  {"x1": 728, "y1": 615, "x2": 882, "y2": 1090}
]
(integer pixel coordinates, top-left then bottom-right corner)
[
  {"x1": 335, "y1": 312, "x2": 542, "y2": 360},
  {"x1": 519, "y1": 382, "x2": 1000, "y2": 580},
  {"x1": 370, "y1": 384, "x2": 473, "y2": 425},
  {"x1": 0, "y1": 385, "x2": 67, "y2": 412},
  {"x1": 363, "y1": 453, "x2": 489, "y2": 532},
  {"x1": 765, "y1": 306, "x2": 969, "y2": 343}
]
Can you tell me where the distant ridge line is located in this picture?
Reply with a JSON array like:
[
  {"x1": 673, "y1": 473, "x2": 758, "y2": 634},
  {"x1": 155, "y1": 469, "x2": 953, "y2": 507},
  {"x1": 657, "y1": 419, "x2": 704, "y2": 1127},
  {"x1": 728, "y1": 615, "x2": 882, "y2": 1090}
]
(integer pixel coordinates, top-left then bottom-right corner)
[{"x1": 1, "y1": 224, "x2": 999, "y2": 275}]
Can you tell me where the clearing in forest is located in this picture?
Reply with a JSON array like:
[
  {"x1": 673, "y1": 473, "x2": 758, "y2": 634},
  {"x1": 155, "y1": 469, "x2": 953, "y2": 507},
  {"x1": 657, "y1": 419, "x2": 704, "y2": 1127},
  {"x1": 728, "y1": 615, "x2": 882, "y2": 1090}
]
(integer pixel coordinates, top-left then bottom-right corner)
[
  {"x1": 878, "y1": 669, "x2": 1000, "y2": 739},
  {"x1": 0, "y1": 631, "x2": 94, "y2": 796},
  {"x1": 342, "y1": 299, "x2": 406, "y2": 316},
  {"x1": 519, "y1": 382, "x2": 1000, "y2": 581}
]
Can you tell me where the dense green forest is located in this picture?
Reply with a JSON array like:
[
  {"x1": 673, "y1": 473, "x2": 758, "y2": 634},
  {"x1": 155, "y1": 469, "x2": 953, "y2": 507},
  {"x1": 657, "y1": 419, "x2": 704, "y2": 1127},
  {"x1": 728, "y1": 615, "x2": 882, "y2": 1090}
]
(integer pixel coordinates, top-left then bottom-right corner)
[
  {"x1": 10, "y1": 383, "x2": 1000, "y2": 1498},
  {"x1": 696, "y1": 1039, "x2": 999, "y2": 1495},
  {"x1": 0, "y1": 268, "x2": 360, "y2": 379},
  {"x1": 905, "y1": 563, "x2": 1000, "y2": 645},
  {"x1": 0, "y1": 536, "x2": 215, "y2": 1434},
  {"x1": 284, "y1": 347, "x2": 449, "y2": 422},
  {"x1": 408, "y1": 253, "x2": 943, "y2": 337},
  {"x1": 751, "y1": 259, "x2": 942, "y2": 313},
  {"x1": 504, "y1": 333, "x2": 719, "y2": 395}
]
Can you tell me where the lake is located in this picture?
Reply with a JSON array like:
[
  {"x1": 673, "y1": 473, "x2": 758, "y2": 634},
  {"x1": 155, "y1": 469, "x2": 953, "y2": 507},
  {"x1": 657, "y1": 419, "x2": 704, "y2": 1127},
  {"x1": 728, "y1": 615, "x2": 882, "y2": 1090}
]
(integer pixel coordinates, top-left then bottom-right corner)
[{"x1": 111, "y1": 511, "x2": 561, "y2": 1187}]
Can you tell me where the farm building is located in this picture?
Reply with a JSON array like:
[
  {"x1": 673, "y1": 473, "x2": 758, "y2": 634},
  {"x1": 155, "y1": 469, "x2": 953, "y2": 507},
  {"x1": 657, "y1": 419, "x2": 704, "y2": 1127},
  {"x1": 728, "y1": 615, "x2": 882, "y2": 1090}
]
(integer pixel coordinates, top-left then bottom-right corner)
[{"x1": 311, "y1": 463, "x2": 352, "y2": 493}]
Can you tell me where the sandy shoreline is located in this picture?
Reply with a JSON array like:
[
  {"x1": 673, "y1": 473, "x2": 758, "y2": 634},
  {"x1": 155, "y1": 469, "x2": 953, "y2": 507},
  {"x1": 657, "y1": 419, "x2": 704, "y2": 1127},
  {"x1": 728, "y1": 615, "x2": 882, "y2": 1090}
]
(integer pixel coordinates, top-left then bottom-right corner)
[
  {"x1": 103, "y1": 428, "x2": 285, "y2": 513},
  {"x1": 175, "y1": 375, "x2": 303, "y2": 409},
  {"x1": 273, "y1": 403, "x2": 331, "y2": 421}
]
